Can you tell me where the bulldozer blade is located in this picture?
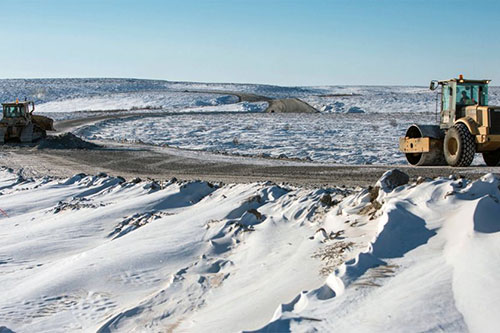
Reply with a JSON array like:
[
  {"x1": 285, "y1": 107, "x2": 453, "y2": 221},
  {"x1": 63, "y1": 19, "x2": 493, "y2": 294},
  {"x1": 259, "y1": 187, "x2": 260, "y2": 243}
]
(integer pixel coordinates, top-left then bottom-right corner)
[
  {"x1": 0, "y1": 128, "x2": 5, "y2": 144},
  {"x1": 32, "y1": 115, "x2": 55, "y2": 131}
]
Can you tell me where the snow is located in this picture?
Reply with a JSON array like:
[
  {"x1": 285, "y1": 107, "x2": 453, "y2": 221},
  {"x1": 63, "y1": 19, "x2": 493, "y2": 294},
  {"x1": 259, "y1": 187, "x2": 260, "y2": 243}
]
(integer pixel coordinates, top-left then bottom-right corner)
[
  {"x1": 35, "y1": 91, "x2": 239, "y2": 113},
  {"x1": 2, "y1": 77, "x2": 500, "y2": 330},
  {"x1": 260, "y1": 173, "x2": 500, "y2": 332},
  {"x1": 0, "y1": 78, "x2": 314, "y2": 110},
  {"x1": 1, "y1": 78, "x2": 499, "y2": 165},
  {"x1": 2, "y1": 78, "x2": 500, "y2": 333},
  {"x1": 76, "y1": 112, "x2": 435, "y2": 165},
  {"x1": 1, "y1": 168, "x2": 500, "y2": 332},
  {"x1": 0, "y1": 168, "x2": 345, "y2": 331},
  {"x1": 1, "y1": 79, "x2": 498, "y2": 114}
]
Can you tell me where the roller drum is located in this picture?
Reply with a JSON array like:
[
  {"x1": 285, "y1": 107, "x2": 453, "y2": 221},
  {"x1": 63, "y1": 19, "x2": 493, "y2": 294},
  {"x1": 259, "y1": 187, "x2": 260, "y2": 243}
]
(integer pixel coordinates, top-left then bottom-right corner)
[{"x1": 404, "y1": 124, "x2": 446, "y2": 166}]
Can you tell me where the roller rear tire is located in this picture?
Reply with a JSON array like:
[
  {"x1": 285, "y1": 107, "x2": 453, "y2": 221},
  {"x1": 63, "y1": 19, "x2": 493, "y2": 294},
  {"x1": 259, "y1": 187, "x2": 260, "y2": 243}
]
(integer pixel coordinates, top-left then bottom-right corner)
[{"x1": 444, "y1": 123, "x2": 475, "y2": 167}]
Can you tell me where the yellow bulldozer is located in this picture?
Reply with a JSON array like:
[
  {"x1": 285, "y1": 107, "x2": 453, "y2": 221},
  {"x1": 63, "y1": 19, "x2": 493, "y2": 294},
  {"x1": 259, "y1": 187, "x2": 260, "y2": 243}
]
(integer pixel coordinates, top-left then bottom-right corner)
[
  {"x1": 0, "y1": 100, "x2": 54, "y2": 143},
  {"x1": 400, "y1": 75, "x2": 500, "y2": 166}
]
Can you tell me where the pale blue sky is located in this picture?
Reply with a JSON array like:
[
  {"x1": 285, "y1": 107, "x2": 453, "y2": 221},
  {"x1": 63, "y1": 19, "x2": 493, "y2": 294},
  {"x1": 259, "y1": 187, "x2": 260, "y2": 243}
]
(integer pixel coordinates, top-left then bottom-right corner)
[{"x1": 1, "y1": 0, "x2": 499, "y2": 85}]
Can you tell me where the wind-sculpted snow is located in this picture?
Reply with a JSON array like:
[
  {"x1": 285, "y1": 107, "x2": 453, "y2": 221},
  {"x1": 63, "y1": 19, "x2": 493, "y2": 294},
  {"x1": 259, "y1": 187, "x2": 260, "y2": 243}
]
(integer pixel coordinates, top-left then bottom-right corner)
[
  {"x1": 1, "y1": 168, "x2": 499, "y2": 332},
  {"x1": 0, "y1": 168, "x2": 348, "y2": 332},
  {"x1": 259, "y1": 173, "x2": 500, "y2": 332}
]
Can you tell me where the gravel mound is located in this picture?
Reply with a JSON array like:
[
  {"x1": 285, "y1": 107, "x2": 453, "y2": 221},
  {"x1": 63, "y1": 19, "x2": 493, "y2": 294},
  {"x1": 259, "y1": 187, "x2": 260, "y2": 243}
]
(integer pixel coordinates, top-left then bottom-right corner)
[
  {"x1": 265, "y1": 98, "x2": 319, "y2": 113},
  {"x1": 37, "y1": 133, "x2": 101, "y2": 150},
  {"x1": 347, "y1": 106, "x2": 365, "y2": 113}
]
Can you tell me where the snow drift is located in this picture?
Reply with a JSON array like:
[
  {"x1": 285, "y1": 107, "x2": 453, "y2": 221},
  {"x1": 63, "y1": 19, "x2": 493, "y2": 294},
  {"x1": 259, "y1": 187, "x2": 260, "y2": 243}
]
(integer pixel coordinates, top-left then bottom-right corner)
[
  {"x1": 0, "y1": 168, "x2": 499, "y2": 332},
  {"x1": 259, "y1": 172, "x2": 500, "y2": 332}
]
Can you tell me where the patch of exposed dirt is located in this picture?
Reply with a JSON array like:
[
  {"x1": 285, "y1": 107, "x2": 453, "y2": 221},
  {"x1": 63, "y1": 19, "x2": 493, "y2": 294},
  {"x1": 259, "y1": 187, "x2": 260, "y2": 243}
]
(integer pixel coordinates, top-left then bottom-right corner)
[
  {"x1": 37, "y1": 133, "x2": 101, "y2": 150},
  {"x1": 312, "y1": 241, "x2": 355, "y2": 276},
  {"x1": 109, "y1": 211, "x2": 174, "y2": 239}
]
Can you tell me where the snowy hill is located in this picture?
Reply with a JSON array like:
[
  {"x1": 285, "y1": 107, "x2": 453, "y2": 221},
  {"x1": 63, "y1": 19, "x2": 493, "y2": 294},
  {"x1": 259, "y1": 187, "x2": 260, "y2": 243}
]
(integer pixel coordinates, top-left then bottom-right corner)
[
  {"x1": 1, "y1": 167, "x2": 499, "y2": 332},
  {"x1": 1, "y1": 78, "x2": 498, "y2": 114},
  {"x1": 1, "y1": 78, "x2": 499, "y2": 165}
]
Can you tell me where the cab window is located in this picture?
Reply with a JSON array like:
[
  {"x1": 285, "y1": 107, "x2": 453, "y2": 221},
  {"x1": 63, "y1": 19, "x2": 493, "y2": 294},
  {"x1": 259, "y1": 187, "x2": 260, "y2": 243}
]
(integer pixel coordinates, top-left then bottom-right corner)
[
  {"x1": 5, "y1": 106, "x2": 18, "y2": 117},
  {"x1": 480, "y1": 85, "x2": 488, "y2": 105},
  {"x1": 456, "y1": 84, "x2": 488, "y2": 106},
  {"x1": 442, "y1": 84, "x2": 450, "y2": 110},
  {"x1": 456, "y1": 85, "x2": 476, "y2": 106},
  {"x1": 3, "y1": 106, "x2": 26, "y2": 118}
]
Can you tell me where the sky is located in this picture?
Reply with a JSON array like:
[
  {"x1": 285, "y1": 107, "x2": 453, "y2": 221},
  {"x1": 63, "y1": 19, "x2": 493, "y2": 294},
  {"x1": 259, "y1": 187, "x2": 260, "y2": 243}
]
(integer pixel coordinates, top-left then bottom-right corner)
[{"x1": 1, "y1": 0, "x2": 499, "y2": 86}]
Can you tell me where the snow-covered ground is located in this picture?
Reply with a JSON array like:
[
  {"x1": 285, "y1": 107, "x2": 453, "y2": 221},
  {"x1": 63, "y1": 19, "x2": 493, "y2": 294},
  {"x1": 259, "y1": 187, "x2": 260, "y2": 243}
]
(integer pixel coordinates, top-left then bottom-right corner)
[
  {"x1": 263, "y1": 171, "x2": 500, "y2": 332},
  {"x1": 1, "y1": 168, "x2": 499, "y2": 332},
  {"x1": 0, "y1": 78, "x2": 320, "y2": 107},
  {"x1": 0, "y1": 79, "x2": 269, "y2": 121},
  {"x1": 1, "y1": 78, "x2": 499, "y2": 164},
  {"x1": 35, "y1": 91, "x2": 239, "y2": 113},
  {"x1": 2, "y1": 79, "x2": 497, "y2": 115},
  {"x1": 77, "y1": 112, "x2": 435, "y2": 165}
]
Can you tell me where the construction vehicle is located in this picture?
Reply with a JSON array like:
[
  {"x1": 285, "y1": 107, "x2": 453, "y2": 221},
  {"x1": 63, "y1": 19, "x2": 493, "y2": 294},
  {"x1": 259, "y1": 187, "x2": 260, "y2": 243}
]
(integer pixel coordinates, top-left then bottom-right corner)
[
  {"x1": 0, "y1": 100, "x2": 54, "y2": 143},
  {"x1": 400, "y1": 75, "x2": 500, "y2": 166}
]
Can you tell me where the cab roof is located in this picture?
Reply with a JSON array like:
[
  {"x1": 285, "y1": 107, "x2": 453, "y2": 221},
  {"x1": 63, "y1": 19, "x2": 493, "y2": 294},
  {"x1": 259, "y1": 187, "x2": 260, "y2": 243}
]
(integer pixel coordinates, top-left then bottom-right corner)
[
  {"x1": 1, "y1": 101, "x2": 33, "y2": 107},
  {"x1": 438, "y1": 78, "x2": 491, "y2": 85}
]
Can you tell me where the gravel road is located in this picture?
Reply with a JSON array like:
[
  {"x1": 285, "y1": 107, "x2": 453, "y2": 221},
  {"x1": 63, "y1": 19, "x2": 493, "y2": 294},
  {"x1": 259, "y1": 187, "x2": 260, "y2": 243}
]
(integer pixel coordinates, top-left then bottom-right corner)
[
  {"x1": 1, "y1": 90, "x2": 498, "y2": 188},
  {"x1": 1, "y1": 139, "x2": 497, "y2": 188}
]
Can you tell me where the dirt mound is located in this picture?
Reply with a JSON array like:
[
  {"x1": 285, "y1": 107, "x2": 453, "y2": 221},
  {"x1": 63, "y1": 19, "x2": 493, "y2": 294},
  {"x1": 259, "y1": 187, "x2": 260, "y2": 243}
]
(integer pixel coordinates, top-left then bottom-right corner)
[
  {"x1": 37, "y1": 133, "x2": 101, "y2": 150},
  {"x1": 265, "y1": 98, "x2": 319, "y2": 113}
]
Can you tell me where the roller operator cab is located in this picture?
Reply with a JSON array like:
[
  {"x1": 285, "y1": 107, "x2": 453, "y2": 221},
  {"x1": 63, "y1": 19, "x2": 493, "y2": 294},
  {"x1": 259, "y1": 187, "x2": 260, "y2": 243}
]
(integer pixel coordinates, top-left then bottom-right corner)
[
  {"x1": 0, "y1": 100, "x2": 54, "y2": 143},
  {"x1": 400, "y1": 75, "x2": 500, "y2": 167}
]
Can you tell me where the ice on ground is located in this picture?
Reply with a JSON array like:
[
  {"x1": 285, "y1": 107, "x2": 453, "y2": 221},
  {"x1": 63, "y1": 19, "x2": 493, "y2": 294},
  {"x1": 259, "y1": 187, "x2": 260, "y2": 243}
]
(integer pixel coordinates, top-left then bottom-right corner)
[
  {"x1": 1, "y1": 168, "x2": 500, "y2": 332},
  {"x1": 76, "y1": 112, "x2": 435, "y2": 165}
]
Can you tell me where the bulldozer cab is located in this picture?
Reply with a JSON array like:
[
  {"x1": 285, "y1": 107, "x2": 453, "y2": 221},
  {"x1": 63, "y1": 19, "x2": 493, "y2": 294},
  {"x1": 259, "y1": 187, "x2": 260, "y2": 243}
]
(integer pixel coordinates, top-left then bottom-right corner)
[
  {"x1": 1, "y1": 101, "x2": 34, "y2": 120},
  {"x1": 0, "y1": 100, "x2": 53, "y2": 143},
  {"x1": 431, "y1": 76, "x2": 490, "y2": 129}
]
